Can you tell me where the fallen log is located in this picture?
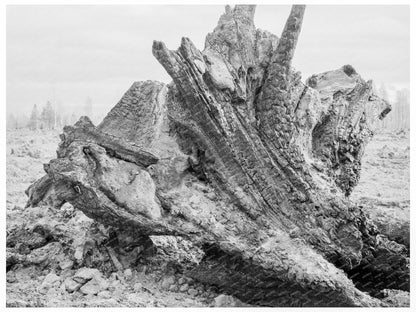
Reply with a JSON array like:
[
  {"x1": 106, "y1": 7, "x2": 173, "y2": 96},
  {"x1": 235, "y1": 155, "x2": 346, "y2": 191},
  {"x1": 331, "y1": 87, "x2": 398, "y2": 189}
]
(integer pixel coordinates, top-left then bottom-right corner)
[{"x1": 26, "y1": 5, "x2": 407, "y2": 307}]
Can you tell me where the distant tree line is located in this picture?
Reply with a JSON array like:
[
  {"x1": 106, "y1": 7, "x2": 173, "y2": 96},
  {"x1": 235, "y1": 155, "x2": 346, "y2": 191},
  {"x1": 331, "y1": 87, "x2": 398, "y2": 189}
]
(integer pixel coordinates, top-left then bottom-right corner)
[
  {"x1": 7, "y1": 89, "x2": 409, "y2": 133},
  {"x1": 7, "y1": 97, "x2": 94, "y2": 131},
  {"x1": 376, "y1": 85, "x2": 410, "y2": 132}
]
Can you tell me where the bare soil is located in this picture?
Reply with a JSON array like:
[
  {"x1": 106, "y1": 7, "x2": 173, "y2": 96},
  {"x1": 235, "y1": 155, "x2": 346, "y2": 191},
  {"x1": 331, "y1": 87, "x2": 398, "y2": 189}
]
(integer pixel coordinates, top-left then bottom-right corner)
[
  {"x1": 6, "y1": 128, "x2": 409, "y2": 307},
  {"x1": 351, "y1": 130, "x2": 410, "y2": 247}
]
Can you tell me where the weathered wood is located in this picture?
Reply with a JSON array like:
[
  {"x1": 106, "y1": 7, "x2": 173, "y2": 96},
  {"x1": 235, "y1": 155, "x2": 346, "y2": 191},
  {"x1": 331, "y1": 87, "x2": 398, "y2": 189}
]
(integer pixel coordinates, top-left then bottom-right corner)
[{"x1": 26, "y1": 5, "x2": 407, "y2": 307}]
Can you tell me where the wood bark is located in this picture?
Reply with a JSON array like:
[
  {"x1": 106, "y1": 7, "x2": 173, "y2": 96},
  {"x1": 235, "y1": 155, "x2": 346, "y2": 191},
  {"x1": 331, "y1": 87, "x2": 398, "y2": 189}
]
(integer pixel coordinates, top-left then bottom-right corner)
[{"x1": 26, "y1": 5, "x2": 408, "y2": 307}]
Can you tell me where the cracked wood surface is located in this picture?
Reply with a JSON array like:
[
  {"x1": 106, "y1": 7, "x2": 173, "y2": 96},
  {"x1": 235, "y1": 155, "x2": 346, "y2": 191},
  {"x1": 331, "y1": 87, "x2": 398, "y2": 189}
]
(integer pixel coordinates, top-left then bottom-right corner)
[{"x1": 26, "y1": 5, "x2": 407, "y2": 307}]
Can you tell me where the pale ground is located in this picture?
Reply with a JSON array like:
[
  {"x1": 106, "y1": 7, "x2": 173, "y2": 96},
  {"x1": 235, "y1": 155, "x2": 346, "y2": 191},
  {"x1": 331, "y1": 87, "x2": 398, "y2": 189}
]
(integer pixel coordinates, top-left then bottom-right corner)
[
  {"x1": 6, "y1": 129, "x2": 223, "y2": 307},
  {"x1": 351, "y1": 130, "x2": 410, "y2": 247},
  {"x1": 5, "y1": 128, "x2": 410, "y2": 307}
]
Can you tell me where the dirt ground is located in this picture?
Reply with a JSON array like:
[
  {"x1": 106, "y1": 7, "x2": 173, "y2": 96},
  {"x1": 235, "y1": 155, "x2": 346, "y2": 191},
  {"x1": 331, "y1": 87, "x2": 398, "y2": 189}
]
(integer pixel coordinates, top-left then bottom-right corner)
[
  {"x1": 5, "y1": 129, "x2": 236, "y2": 307},
  {"x1": 5, "y1": 128, "x2": 410, "y2": 307},
  {"x1": 351, "y1": 130, "x2": 410, "y2": 247}
]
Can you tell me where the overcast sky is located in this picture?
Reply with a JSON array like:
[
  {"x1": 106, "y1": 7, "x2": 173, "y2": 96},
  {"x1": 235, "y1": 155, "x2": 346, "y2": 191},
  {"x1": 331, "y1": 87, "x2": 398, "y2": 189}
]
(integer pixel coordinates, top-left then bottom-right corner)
[{"x1": 7, "y1": 5, "x2": 409, "y2": 120}]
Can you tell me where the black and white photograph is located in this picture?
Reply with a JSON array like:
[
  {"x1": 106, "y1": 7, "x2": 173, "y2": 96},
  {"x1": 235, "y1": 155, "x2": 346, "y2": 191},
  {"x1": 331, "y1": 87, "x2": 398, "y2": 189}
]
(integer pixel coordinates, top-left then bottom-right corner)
[{"x1": 3, "y1": 1, "x2": 413, "y2": 308}]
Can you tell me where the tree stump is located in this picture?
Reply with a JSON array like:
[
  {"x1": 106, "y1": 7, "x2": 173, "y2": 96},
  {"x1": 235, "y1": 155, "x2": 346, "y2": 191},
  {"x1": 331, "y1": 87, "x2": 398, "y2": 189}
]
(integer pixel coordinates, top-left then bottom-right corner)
[{"x1": 26, "y1": 5, "x2": 408, "y2": 307}]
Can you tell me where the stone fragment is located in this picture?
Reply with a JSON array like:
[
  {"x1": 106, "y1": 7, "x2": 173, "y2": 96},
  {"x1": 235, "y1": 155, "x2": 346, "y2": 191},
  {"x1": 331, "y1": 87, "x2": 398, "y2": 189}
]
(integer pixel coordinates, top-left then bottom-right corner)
[
  {"x1": 73, "y1": 267, "x2": 100, "y2": 284},
  {"x1": 74, "y1": 247, "x2": 83, "y2": 263},
  {"x1": 38, "y1": 272, "x2": 61, "y2": 294},
  {"x1": 6, "y1": 271, "x2": 16, "y2": 283},
  {"x1": 97, "y1": 290, "x2": 112, "y2": 299},
  {"x1": 79, "y1": 278, "x2": 101, "y2": 295},
  {"x1": 133, "y1": 282, "x2": 144, "y2": 292},
  {"x1": 188, "y1": 288, "x2": 198, "y2": 297},
  {"x1": 59, "y1": 259, "x2": 74, "y2": 270},
  {"x1": 111, "y1": 279, "x2": 121, "y2": 288},
  {"x1": 124, "y1": 268, "x2": 133, "y2": 280},
  {"x1": 178, "y1": 277, "x2": 186, "y2": 285},
  {"x1": 214, "y1": 294, "x2": 248, "y2": 307},
  {"x1": 179, "y1": 284, "x2": 189, "y2": 292},
  {"x1": 160, "y1": 276, "x2": 175, "y2": 290},
  {"x1": 64, "y1": 277, "x2": 81, "y2": 293}
]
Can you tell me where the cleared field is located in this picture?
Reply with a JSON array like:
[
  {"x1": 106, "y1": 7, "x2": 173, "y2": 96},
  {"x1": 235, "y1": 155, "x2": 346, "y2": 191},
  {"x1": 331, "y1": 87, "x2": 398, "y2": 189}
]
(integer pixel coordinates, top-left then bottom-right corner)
[{"x1": 6, "y1": 129, "x2": 409, "y2": 307}]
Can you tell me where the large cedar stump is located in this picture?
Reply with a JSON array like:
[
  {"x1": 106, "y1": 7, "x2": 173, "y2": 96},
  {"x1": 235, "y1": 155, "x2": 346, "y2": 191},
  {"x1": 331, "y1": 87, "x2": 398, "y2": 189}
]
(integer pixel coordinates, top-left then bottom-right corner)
[{"x1": 25, "y1": 5, "x2": 408, "y2": 307}]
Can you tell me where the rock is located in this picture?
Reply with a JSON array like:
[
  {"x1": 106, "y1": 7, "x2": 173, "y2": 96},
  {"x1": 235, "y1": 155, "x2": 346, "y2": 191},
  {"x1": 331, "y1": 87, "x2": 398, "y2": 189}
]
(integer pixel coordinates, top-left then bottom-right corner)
[
  {"x1": 74, "y1": 246, "x2": 84, "y2": 263},
  {"x1": 28, "y1": 149, "x2": 41, "y2": 159},
  {"x1": 188, "y1": 288, "x2": 198, "y2": 297},
  {"x1": 179, "y1": 284, "x2": 189, "y2": 293},
  {"x1": 72, "y1": 267, "x2": 109, "y2": 296},
  {"x1": 124, "y1": 268, "x2": 133, "y2": 280},
  {"x1": 178, "y1": 277, "x2": 186, "y2": 285},
  {"x1": 79, "y1": 278, "x2": 101, "y2": 295},
  {"x1": 73, "y1": 267, "x2": 101, "y2": 284},
  {"x1": 38, "y1": 272, "x2": 61, "y2": 294},
  {"x1": 109, "y1": 272, "x2": 118, "y2": 281},
  {"x1": 133, "y1": 282, "x2": 144, "y2": 292},
  {"x1": 168, "y1": 284, "x2": 178, "y2": 292},
  {"x1": 214, "y1": 294, "x2": 248, "y2": 307},
  {"x1": 208, "y1": 293, "x2": 217, "y2": 299},
  {"x1": 112, "y1": 284, "x2": 125, "y2": 298},
  {"x1": 110, "y1": 279, "x2": 121, "y2": 288},
  {"x1": 60, "y1": 202, "x2": 75, "y2": 217},
  {"x1": 59, "y1": 259, "x2": 74, "y2": 270},
  {"x1": 60, "y1": 268, "x2": 75, "y2": 279},
  {"x1": 45, "y1": 287, "x2": 61, "y2": 300},
  {"x1": 183, "y1": 298, "x2": 196, "y2": 306},
  {"x1": 64, "y1": 277, "x2": 81, "y2": 293},
  {"x1": 97, "y1": 290, "x2": 112, "y2": 299},
  {"x1": 184, "y1": 276, "x2": 194, "y2": 284},
  {"x1": 160, "y1": 276, "x2": 175, "y2": 290},
  {"x1": 115, "y1": 270, "x2": 124, "y2": 280},
  {"x1": 6, "y1": 271, "x2": 16, "y2": 283},
  {"x1": 59, "y1": 281, "x2": 67, "y2": 292},
  {"x1": 93, "y1": 275, "x2": 110, "y2": 291}
]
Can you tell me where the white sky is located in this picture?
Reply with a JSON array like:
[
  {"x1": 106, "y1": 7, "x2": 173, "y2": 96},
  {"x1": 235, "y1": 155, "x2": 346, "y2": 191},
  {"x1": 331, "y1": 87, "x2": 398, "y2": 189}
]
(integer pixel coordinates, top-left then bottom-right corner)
[{"x1": 6, "y1": 5, "x2": 410, "y2": 120}]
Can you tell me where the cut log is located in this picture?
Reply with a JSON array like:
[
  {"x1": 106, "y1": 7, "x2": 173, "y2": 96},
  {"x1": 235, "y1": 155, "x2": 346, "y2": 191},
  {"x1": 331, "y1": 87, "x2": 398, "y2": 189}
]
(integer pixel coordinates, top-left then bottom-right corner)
[{"x1": 26, "y1": 5, "x2": 407, "y2": 307}]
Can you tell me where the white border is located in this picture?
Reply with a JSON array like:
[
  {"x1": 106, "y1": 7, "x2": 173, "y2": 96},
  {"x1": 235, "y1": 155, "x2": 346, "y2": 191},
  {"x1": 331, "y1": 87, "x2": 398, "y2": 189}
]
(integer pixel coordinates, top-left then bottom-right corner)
[{"x1": 1, "y1": 1, "x2": 414, "y2": 311}]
